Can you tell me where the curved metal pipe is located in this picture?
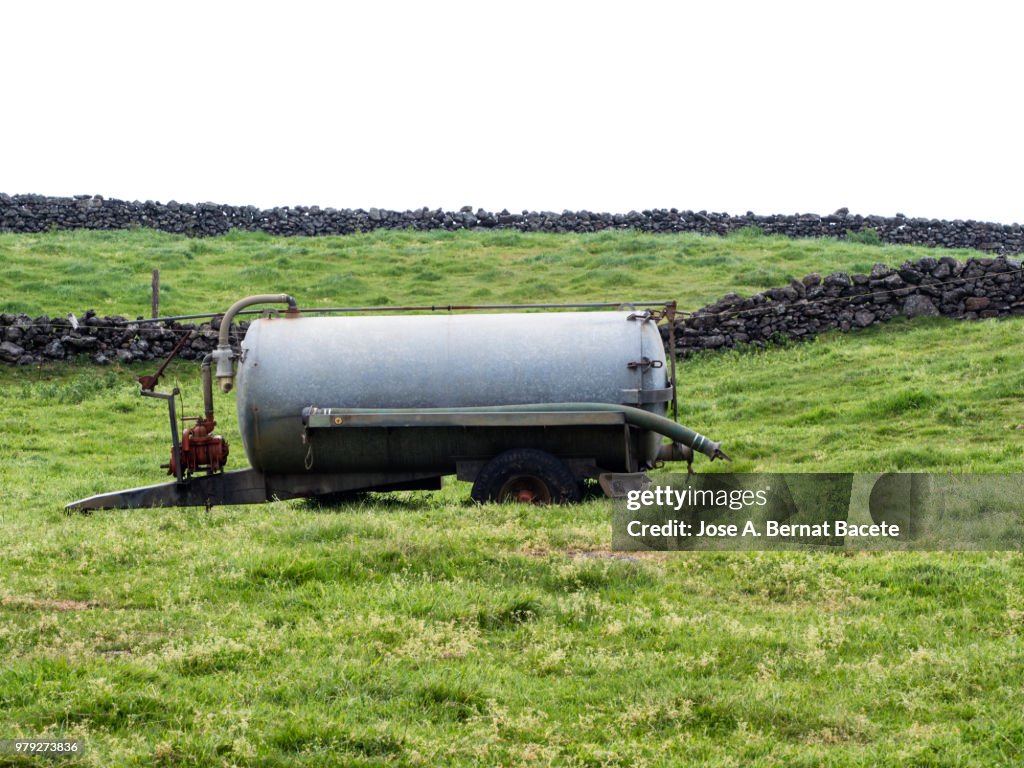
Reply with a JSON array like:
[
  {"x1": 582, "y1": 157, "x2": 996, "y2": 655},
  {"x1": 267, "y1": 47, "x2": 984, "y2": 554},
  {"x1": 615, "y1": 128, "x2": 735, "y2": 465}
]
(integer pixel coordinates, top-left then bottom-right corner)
[
  {"x1": 535, "y1": 403, "x2": 726, "y2": 460},
  {"x1": 213, "y1": 294, "x2": 297, "y2": 393},
  {"x1": 216, "y1": 293, "x2": 298, "y2": 349}
]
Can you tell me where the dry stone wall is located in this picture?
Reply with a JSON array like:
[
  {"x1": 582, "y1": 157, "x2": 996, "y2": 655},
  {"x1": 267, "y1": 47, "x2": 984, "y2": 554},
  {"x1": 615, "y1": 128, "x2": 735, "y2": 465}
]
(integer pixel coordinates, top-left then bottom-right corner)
[
  {"x1": 4, "y1": 193, "x2": 1024, "y2": 365},
  {"x1": 0, "y1": 312, "x2": 246, "y2": 366},
  {"x1": 2, "y1": 194, "x2": 1023, "y2": 253},
  {"x1": 2, "y1": 257, "x2": 1022, "y2": 366},
  {"x1": 671, "y1": 255, "x2": 1024, "y2": 354}
]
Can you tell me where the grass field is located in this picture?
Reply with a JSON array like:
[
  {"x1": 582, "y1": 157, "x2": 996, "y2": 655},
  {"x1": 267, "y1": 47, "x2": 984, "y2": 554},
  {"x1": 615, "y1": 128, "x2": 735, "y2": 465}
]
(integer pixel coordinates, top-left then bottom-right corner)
[
  {"x1": 0, "y1": 226, "x2": 996, "y2": 318},
  {"x1": 1, "y1": 229, "x2": 1023, "y2": 766}
]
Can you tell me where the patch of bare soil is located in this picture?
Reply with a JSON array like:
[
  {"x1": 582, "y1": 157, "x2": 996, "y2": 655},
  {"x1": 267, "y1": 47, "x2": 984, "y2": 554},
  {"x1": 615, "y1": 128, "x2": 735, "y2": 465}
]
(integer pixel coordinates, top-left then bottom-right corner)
[
  {"x1": 522, "y1": 546, "x2": 668, "y2": 562},
  {"x1": 1, "y1": 595, "x2": 93, "y2": 611}
]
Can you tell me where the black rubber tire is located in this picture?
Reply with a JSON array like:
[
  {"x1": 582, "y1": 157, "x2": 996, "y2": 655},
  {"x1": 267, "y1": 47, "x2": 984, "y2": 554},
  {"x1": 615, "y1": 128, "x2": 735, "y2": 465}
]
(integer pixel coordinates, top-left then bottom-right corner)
[{"x1": 471, "y1": 449, "x2": 583, "y2": 504}]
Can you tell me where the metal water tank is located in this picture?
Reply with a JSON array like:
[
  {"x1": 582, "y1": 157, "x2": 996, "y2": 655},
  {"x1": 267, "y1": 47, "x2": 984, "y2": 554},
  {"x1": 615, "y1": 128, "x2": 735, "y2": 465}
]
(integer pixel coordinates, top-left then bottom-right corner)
[{"x1": 235, "y1": 311, "x2": 671, "y2": 473}]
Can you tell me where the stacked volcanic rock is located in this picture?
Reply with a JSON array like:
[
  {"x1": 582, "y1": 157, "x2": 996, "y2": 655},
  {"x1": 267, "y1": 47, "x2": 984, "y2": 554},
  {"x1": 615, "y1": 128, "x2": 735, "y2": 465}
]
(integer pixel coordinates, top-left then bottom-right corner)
[
  {"x1": 671, "y1": 256, "x2": 1024, "y2": 354},
  {"x1": 3, "y1": 255, "x2": 1024, "y2": 366},
  {"x1": 1, "y1": 194, "x2": 1022, "y2": 253},
  {"x1": 0, "y1": 309, "x2": 249, "y2": 366}
]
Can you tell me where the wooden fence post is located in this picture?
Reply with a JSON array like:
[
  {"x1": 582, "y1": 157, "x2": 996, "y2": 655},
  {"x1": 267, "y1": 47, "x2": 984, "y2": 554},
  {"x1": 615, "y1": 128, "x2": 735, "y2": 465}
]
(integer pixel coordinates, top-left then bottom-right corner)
[{"x1": 151, "y1": 269, "x2": 160, "y2": 319}]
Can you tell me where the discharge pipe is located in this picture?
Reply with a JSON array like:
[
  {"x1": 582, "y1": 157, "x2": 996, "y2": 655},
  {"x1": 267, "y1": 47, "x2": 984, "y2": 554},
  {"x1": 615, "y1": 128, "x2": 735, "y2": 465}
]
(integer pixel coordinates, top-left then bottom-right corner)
[{"x1": 213, "y1": 294, "x2": 298, "y2": 393}]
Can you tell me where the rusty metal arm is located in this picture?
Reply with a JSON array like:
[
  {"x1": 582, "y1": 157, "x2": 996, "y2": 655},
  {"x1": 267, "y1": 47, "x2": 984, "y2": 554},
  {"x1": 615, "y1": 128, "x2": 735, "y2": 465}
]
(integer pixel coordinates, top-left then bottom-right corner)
[{"x1": 137, "y1": 330, "x2": 192, "y2": 392}]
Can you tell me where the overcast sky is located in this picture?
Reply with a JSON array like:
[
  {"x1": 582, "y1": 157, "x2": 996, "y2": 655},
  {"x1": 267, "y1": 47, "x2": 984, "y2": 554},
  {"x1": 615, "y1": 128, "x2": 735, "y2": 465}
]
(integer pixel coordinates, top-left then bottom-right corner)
[{"x1": 3, "y1": 1, "x2": 1021, "y2": 223}]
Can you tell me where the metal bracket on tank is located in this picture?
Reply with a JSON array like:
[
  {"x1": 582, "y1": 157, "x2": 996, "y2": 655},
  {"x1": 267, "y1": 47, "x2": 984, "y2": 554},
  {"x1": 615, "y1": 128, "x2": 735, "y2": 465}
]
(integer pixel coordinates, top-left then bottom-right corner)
[
  {"x1": 620, "y1": 387, "x2": 673, "y2": 405},
  {"x1": 626, "y1": 309, "x2": 659, "y2": 322},
  {"x1": 622, "y1": 302, "x2": 679, "y2": 421},
  {"x1": 627, "y1": 357, "x2": 663, "y2": 372}
]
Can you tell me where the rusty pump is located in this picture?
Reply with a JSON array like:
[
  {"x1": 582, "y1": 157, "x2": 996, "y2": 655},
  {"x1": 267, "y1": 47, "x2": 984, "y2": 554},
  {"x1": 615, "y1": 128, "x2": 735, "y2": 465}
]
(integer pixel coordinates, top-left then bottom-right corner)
[{"x1": 142, "y1": 294, "x2": 298, "y2": 481}]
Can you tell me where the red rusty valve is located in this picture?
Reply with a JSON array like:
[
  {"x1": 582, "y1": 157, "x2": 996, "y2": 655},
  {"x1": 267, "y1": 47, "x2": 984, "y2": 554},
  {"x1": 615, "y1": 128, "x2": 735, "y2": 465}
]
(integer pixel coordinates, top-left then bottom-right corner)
[{"x1": 166, "y1": 418, "x2": 229, "y2": 477}]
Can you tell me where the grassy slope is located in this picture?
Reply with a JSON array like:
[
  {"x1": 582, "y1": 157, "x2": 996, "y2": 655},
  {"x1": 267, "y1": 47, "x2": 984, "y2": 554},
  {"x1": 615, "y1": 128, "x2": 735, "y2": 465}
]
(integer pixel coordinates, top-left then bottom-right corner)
[
  {"x1": 1, "y1": 229, "x2": 1023, "y2": 767},
  {"x1": 0, "y1": 226, "x2": 995, "y2": 317},
  {"x1": 689, "y1": 317, "x2": 1024, "y2": 473}
]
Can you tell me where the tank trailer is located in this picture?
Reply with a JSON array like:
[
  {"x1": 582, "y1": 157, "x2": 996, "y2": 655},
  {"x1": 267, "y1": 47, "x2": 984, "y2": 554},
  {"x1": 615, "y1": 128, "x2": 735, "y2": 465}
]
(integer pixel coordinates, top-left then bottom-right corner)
[{"x1": 68, "y1": 295, "x2": 727, "y2": 510}]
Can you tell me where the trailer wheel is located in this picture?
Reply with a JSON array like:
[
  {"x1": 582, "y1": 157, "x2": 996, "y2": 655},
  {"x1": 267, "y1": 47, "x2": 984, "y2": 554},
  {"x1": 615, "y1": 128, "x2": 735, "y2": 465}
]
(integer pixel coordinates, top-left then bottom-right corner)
[{"x1": 471, "y1": 449, "x2": 582, "y2": 504}]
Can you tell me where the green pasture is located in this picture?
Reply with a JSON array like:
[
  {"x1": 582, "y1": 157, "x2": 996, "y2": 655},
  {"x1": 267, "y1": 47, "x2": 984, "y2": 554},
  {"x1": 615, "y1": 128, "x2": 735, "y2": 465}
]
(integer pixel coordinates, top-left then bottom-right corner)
[
  {"x1": 0, "y1": 226, "x2": 993, "y2": 318},
  {"x1": 1, "y1": 228, "x2": 1022, "y2": 766}
]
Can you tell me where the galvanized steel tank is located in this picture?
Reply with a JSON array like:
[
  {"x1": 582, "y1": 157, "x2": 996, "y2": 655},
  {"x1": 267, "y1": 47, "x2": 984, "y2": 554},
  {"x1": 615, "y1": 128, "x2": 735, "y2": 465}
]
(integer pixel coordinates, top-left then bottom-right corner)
[{"x1": 235, "y1": 312, "x2": 671, "y2": 474}]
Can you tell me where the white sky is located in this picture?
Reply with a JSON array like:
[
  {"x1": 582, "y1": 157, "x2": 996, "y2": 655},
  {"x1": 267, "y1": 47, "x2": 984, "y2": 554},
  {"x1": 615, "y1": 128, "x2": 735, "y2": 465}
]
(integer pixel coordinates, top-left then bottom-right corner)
[{"x1": 3, "y1": 1, "x2": 1021, "y2": 223}]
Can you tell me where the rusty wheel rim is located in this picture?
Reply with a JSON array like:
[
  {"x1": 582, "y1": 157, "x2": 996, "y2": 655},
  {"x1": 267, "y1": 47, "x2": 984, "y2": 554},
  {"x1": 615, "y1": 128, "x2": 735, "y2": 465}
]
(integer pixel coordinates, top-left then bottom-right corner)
[{"x1": 497, "y1": 475, "x2": 552, "y2": 504}]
